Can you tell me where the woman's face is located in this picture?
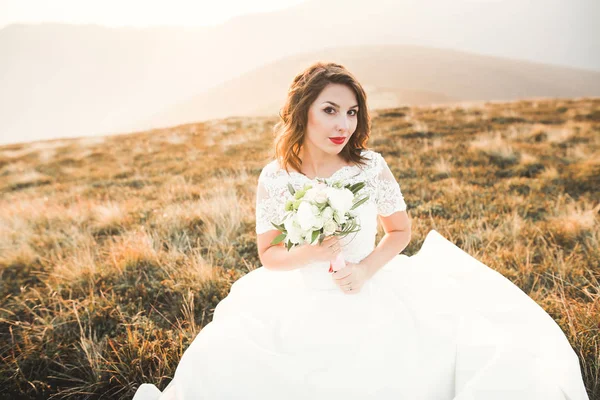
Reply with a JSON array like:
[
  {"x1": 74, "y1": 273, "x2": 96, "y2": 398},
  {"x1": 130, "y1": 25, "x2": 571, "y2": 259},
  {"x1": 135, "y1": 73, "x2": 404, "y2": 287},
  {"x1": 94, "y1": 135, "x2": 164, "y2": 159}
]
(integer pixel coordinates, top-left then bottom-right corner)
[{"x1": 303, "y1": 83, "x2": 359, "y2": 156}]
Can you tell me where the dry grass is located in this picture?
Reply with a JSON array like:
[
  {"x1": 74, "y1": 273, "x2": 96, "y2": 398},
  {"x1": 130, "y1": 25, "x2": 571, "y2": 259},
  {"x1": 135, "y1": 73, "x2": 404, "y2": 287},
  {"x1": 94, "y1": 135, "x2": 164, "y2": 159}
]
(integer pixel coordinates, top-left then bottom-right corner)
[{"x1": 0, "y1": 97, "x2": 599, "y2": 399}]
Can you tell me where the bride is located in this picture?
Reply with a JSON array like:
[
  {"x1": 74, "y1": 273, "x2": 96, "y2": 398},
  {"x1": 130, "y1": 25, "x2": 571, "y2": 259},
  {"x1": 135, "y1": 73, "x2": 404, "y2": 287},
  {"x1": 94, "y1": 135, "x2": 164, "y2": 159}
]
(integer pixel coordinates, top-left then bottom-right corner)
[{"x1": 133, "y1": 62, "x2": 589, "y2": 399}]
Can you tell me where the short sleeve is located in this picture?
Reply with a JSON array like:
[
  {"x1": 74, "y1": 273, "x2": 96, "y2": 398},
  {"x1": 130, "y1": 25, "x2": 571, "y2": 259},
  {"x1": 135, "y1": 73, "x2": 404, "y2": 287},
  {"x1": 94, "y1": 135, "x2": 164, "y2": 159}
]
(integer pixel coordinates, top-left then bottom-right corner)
[
  {"x1": 374, "y1": 153, "x2": 407, "y2": 216},
  {"x1": 255, "y1": 163, "x2": 287, "y2": 235}
]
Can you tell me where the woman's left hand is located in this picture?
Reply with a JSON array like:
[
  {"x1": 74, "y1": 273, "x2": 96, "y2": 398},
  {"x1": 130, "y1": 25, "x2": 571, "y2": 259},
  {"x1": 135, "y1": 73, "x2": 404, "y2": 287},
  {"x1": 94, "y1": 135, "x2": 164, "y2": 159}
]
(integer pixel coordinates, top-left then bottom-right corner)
[{"x1": 331, "y1": 261, "x2": 370, "y2": 294}]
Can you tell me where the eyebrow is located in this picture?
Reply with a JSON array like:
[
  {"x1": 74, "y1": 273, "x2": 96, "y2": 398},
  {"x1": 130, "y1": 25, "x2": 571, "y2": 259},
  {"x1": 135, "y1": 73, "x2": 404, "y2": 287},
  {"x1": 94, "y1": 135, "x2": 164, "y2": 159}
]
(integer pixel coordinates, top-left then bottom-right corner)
[{"x1": 322, "y1": 101, "x2": 359, "y2": 109}]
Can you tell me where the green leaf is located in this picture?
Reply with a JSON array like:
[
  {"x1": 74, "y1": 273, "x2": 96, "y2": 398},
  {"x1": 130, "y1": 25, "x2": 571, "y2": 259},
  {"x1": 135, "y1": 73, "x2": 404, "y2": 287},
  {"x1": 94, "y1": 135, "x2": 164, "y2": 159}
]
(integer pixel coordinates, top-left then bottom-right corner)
[
  {"x1": 342, "y1": 220, "x2": 359, "y2": 234},
  {"x1": 271, "y1": 233, "x2": 287, "y2": 245},
  {"x1": 350, "y1": 195, "x2": 369, "y2": 210},
  {"x1": 345, "y1": 228, "x2": 360, "y2": 235},
  {"x1": 293, "y1": 199, "x2": 302, "y2": 210},
  {"x1": 286, "y1": 240, "x2": 293, "y2": 251},
  {"x1": 311, "y1": 230, "x2": 319, "y2": 244},
  {"x1": 271, "y1": 222, "x2": 285, "y2": 231},
  {"x1": 345, "y1": 182, "x2": 360, "y2": 193},
  {"x1": 287, "y1": 183, "x2": 296, "y2": 195},
  {"x1": 284, "y1": 200, "x2": 294, "y2": 211},
  {"x1": 351, "y1": 182, "x2": 366, "y2": 194},
  {"x1": 340, "y1": 222, "x2": 350, "y2": 234},
  {"x1": 317, "y1": 233, "x2": 325, "y2": 245}
]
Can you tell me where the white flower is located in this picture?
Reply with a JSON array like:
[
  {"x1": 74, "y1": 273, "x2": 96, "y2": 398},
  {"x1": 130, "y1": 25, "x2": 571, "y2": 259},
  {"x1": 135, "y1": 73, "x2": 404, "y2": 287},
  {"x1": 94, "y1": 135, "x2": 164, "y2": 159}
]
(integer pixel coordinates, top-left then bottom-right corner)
[
  {"x1": 315, "y1": 191, "x2": 328, "y2": 204},
  {"x1": 303, "y1": 187, "x2": 328, "y2": 204},
  {"x1": 333, "y1": 209, "x2": 347, "y2": 225},
  {"x1": 323, "y1": 219, "x2": 338, "y2": 236},
  {"x1": 322, "y1": 206, "x2": 334, "y2": 222},
  {"x1": 302, "y1": 188, "x2": 316, "y2": 202},
  {"x1": 303, "y1": 230, "x2": 317, "y2": 245},
  {"x1": 283, "y1": 215, "x2": 304, "y2": 244},
  {"x1": 326, "y1": 187, "x2": 354, "y2": 215},
  {"x1": 312, "y1": 213, "x2": 325, "y2": 230},
  {"x1": 297, "y1": 202, "x2": 320, "y2": 231}
]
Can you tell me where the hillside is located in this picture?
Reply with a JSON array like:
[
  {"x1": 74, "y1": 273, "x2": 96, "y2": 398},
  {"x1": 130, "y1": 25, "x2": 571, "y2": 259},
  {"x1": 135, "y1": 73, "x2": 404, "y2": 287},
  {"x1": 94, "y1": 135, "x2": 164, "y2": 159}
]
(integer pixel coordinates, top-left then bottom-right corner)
[
  {"x1": 0, "y1": 97, "x2": 598, "y2": 398},
  {"x1": 142, "y1": 44, "x2": 600, "y2": 130},
  {"x1": 1, "y1": 0, "x2": 598, "y2": 144}
]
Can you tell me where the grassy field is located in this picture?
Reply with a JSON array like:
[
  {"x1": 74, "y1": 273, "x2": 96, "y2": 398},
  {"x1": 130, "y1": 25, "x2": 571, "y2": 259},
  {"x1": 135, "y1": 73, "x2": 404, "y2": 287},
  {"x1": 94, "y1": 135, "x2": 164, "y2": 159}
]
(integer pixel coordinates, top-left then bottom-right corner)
[{"x1": 1, "y1": 97, "x2": 598, "y2": 399}]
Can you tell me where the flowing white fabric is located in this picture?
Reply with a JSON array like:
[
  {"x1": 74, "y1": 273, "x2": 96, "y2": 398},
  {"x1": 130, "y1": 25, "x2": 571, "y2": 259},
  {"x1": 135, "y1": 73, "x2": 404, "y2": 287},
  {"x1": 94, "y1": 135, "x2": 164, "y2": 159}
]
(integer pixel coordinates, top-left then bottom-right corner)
[{"x1": 133, "y1": 150, "x2": 589, "y2": 400}]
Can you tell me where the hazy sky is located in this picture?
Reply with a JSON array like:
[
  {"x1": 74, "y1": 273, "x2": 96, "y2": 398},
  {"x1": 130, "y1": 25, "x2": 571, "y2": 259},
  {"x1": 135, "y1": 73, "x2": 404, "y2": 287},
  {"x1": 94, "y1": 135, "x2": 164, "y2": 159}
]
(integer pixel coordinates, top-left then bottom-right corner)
[{"x1": 0, "y1": 0, "x2": 306, "y2": 29}]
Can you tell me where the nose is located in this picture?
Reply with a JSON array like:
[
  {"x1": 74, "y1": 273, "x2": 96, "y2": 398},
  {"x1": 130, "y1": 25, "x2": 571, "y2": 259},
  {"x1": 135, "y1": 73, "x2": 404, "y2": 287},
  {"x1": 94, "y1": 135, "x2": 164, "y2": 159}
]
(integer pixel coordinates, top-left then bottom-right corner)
[{"x1": 336, "y1": 114, "x2": 350, "y2": 133}]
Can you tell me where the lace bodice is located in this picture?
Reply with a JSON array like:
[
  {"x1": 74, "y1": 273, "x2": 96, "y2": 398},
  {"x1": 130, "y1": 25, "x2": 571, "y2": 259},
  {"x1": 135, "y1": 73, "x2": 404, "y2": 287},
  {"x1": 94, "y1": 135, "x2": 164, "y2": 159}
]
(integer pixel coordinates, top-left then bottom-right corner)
[{"x1": 255, "y1": 149, "x2": 407, "y2": 290}]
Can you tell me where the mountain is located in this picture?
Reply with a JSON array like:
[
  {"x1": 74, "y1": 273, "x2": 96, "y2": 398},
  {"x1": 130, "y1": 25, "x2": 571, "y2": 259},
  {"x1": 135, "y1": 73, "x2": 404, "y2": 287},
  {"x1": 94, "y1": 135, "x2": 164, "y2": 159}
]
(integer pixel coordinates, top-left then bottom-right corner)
[
  {"x1": 0, "y1": 0, "x2": 598, "y2": 145},
  {"x1": 140, "y1": 44, "x2": 600, "y2": 130}
]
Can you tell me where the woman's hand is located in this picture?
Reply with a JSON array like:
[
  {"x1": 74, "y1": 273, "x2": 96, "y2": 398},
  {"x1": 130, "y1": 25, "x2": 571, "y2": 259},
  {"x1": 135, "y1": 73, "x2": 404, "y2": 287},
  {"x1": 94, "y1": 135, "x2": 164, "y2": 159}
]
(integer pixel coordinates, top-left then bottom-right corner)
[
  {"x1": 331, "y1": 261, "x2": 370, "y2": 294},
  {"x1": 300, "y1": 235, "x2": 342, "y2": 264}
]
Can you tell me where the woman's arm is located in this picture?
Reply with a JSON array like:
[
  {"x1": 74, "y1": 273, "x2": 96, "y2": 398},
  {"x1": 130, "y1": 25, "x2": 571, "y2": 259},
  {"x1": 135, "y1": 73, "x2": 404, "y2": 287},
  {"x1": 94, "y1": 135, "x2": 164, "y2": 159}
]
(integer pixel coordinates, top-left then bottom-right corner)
[
  {"x1": 256, "y1": 229, "x2": 341, "y2": 271},
  {"x1": 359, "y1": 210, "x2": 411, "y2": 280},
  {"x1": 256, "y1": 229, "x2": 314, "y2": 271},
  {"x1": 255, "y1": 167, "x2": 314, "y2": 271}
]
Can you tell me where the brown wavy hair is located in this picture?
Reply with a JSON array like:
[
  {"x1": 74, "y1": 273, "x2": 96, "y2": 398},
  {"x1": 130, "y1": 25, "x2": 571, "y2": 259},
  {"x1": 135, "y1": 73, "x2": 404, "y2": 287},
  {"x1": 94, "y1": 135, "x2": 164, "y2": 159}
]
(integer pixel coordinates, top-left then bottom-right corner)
[{"x1": 272, "y1": 62, "x2": 371, "y2": 174}]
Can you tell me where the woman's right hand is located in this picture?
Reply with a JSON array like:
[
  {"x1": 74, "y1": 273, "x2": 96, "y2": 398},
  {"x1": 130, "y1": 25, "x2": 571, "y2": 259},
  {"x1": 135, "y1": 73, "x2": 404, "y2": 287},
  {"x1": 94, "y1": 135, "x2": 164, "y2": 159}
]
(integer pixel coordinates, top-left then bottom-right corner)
[{"x1": 301, "y1": 235, "x2": 342, "y2": 264}]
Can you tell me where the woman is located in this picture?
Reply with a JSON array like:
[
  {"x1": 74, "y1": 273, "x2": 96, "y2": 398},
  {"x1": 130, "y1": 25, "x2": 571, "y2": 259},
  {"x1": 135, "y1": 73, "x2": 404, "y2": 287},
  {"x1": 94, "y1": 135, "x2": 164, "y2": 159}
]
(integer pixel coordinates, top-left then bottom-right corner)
[{"x1": 133, "y1": 62, "x2": 589, "y2": 399}]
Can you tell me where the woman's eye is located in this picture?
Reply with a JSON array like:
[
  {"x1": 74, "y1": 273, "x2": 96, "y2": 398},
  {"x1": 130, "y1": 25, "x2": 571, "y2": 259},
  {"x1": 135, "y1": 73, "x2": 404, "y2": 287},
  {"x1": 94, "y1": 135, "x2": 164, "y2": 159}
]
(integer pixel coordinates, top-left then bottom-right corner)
[{"x1": 324, "y1": 107, "x2": 358, "y2": 116}]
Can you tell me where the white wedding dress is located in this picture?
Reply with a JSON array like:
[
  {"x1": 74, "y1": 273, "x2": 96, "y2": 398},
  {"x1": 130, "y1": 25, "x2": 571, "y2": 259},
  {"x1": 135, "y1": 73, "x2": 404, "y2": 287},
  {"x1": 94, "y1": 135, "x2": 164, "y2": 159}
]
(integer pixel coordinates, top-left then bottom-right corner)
[{"x1": 133, "y1": 149, "x2": 589, "y2": 400}]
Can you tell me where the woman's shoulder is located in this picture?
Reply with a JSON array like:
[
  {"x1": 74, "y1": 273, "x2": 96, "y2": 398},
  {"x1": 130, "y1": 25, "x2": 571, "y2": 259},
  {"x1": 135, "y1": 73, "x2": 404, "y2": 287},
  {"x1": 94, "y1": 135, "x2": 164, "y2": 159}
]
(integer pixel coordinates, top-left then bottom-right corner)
[
  {"x1": 357, "y1": 148, "x2": 386, "y2": 172},
  {"x1": 260, "y1": 159, "x2": 281, "y2": 175},
  {"x1": 359, "y1": 148, "x2": 380, "y2": 162},
  {"x1": 257, "y1": 159, "x2": 290, "y2": 188}
]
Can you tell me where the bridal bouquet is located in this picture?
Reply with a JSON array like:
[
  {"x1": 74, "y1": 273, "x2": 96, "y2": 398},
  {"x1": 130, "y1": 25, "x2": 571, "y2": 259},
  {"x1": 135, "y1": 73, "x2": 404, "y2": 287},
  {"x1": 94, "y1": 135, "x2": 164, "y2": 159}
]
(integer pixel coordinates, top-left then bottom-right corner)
[{"x1": 270, "y1": 179, "x2": 369, "y2": 272}]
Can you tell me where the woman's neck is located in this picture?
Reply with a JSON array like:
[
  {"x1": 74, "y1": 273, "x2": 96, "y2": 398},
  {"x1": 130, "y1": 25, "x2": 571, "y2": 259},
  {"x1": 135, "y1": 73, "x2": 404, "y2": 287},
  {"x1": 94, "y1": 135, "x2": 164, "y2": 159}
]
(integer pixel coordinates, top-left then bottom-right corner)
[{"x1": 298, "y1": 146, "x2": 348, "y2": 179}]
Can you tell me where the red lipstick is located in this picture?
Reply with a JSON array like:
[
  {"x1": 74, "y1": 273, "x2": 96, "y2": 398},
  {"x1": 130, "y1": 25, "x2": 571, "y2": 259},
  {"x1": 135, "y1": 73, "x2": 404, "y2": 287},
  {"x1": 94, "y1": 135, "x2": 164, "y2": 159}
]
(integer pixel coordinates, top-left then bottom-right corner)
[{"x1": 329, "y1": 137, "x2": 346, "y2": 145}]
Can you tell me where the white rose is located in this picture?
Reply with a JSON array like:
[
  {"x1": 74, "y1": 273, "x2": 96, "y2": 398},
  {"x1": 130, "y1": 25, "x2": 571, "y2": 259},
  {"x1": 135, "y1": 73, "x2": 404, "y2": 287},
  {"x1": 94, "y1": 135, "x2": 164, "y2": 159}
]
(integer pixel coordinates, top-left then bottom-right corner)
[
  {"x1": 314, "y1": 189, "x2": 328, "y2": 204},
  {"x1": 326, "y1": 187, "x2": 354, "y2": 215},
  {"x1": 297, "y1": 202, "x2": 320, "y2": 231},
  {"x1": 283, "y1": 215, "x2": 304, "y2": 244},
  {"x1": 334, "y1": 210, "x2": 348, "y2": 225},
  {"x1": 312, "y1": 213, "x2": 325, "y2": 230},
  {"x1": 303, "y1": 187, "x2": 329, "y2": 204},
  {"x1": 322, "y1": 206, "x2": 334, "y2": 222},
  {"x1": 302, "y1": 188, "x2": 317, "y2": 202},
  {"x1": 323, "y1": 219, "x2": 338, "y2": 236}
]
